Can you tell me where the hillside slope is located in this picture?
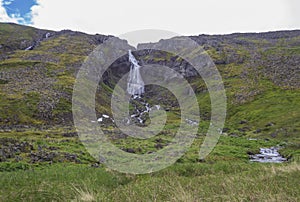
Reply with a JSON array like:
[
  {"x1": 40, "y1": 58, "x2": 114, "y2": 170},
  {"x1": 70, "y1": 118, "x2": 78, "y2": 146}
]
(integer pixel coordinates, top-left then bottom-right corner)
[
  {"x1": 0, "y1": 23, "x2": 110, "y2": 127},
  {"x1": 0, "y1": 22, "x2": 299, "y2": 163}
]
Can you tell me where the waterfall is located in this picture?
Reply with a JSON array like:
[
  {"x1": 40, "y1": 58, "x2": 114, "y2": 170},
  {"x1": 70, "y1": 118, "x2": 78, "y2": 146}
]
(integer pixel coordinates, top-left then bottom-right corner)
[{"x1": 127, "y1": 50, "x2": 144, "y2": 95}]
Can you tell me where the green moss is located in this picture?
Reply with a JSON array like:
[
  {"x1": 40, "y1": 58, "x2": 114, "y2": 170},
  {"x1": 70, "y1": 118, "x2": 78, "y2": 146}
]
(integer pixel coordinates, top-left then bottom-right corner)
[
  {"x1": 226, "y1": 86, "x2": 300, "y2": 139},
  {"x1": 0, "y1": 59, "x2": 41, "y2": 70},
  {"x1": 0, "y1": 91, "x2": 42, "y2": 125},
  {"x1": 53, "y1": 74, "x2": 75, "y2": 94},
  {"x1": 53, "y1": 97, "x2": 72, "y2": 115},
  {"x1": 37, "y1": 35, "x2": 94, "y2": 56}
]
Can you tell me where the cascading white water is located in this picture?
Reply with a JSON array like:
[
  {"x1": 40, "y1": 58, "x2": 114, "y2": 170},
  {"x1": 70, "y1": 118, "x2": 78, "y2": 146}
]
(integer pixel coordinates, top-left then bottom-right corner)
[
  {"x1": 127, "y1": 50, "x2": 144, "y2": 95},
  {"x1": 250, "y1": 147, "x2": 287, "y2": 163}
]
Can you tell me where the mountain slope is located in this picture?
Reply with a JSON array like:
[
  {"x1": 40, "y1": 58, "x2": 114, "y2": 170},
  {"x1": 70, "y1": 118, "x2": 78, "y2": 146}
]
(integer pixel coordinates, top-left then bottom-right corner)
[
  {"x1": 0, "y1": 23, "x2": 110, "y2": 126},
  {"x1": 0, "y1": 22, "x2": 299, "y2": 163}
]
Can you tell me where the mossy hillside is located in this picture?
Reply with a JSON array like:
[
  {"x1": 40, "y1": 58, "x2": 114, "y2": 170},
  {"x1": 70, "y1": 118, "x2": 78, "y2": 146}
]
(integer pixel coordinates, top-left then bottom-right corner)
[
  {"x1": 0, "y1": 24, "x2": 111, "y2": 126},
  {"x1": 136, "y1": 45, "x2": 299, "y2": 135},
  {"x1": 226, "y1": 87, "x2": 300, "y2": 136},
  {"x1": 0, "y1": 127, "x2": 286, "y2": 169},
  {"x1": 0, "y1": 128, "x2": 95, "y2": 166},
  {"x1": 1, "y1": 24, "x2": 298, "y2": 131},
  {"x1": 133, "y1": 37, "x2": 300, "y2": 161},
  {"x1": 0, "y1": 24, "x2": 299, "y2": 169},
  {"x1": 36, "y1": 34, "x2": 95, "y2": 55},
  {"x1": 0, "y1": 91, "x2": 42, "y2": 125},
  {"x1": 0, "y1": 23, "x2": 48, "y2": 55}
]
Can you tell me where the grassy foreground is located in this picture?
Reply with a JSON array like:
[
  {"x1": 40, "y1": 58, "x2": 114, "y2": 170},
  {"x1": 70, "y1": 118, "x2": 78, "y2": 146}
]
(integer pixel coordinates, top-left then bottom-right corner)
[
  {"x1": 0, "y1": 128, "x2": 299, "y2": 201},
  {"x1": 1, "y1": 161, "x2": 300, "y2": 201}
]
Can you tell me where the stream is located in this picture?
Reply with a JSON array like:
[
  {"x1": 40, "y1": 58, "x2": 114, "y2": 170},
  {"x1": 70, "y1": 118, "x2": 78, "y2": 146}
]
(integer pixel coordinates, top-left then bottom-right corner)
[{"x1": 250, "y1": 147, "x2": 287, "y2": 163}]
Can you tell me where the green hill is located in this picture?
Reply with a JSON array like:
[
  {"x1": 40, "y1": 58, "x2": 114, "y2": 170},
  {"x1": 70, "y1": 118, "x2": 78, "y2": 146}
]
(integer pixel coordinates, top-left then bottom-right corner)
[
  {"x1": 0, "y1": 22, "x2": 300, "y2": 201},
  {"x1": 0, "y1": 22, "x2": 299, "y2": 163}
]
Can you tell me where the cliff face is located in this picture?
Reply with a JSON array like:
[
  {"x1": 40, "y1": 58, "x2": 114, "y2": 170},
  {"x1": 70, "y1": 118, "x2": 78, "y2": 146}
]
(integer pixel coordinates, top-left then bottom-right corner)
[{"x1": 0, "y1": 22, "x2": 299, "y2": 140}]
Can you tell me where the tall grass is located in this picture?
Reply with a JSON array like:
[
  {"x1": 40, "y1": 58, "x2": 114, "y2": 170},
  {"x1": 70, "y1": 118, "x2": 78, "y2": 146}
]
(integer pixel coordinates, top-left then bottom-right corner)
[{"x1": 1, "y1": 162, "x2": 299, "y2": 201}]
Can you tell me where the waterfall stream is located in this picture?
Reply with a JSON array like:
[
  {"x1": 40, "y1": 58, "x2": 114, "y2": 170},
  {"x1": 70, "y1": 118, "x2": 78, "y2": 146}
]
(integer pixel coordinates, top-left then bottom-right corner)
[
  {"x1": 126, "y1": 50, "x2": 149, "y2": 125},
  {"x1": 250, "y1": 147, "x2": 287, "y2": 163},
  {"x1": 127, "y1": 50, "x2": 145, "y2": 95}
]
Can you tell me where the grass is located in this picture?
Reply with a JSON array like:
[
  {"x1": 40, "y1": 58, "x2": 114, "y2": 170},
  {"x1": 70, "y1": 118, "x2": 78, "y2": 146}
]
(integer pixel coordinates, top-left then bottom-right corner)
[
  {"x1": 1, "y1": 127, "x2": 300, "y2": 200},
  {"x1": 0, "y1": 164, "x2": 130, "y2": 201},
  {"x1": 0, "y1": 161, "x2": 300, "y2": 201},
  {"x1": 226, "y1": 86, "x2": 300, "y2": 138}
]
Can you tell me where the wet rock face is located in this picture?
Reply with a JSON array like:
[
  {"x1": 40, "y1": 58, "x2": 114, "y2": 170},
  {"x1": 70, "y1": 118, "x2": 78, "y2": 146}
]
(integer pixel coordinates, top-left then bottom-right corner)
[
  {"x1": 104, "y1": 49, "x2": 201, "y2": 91},
  {"x1": 136, "y1": 49, "x2": 200, "y2": 78},
  {"x1": 249, "y1": 147, "x2": 287, "y2": 163}
]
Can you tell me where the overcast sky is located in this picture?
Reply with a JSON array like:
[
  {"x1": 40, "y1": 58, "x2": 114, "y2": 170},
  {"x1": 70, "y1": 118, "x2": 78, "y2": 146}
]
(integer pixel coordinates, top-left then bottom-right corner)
[{"x1": 0, "y1": 0, "x2": 299, "y2": 37}]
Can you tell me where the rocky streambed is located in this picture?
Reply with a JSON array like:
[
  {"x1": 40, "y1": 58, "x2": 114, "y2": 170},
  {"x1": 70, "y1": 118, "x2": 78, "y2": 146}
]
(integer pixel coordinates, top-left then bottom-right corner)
[{"x1": 250, "y1": 147, "x2": 287, "y2": 163}]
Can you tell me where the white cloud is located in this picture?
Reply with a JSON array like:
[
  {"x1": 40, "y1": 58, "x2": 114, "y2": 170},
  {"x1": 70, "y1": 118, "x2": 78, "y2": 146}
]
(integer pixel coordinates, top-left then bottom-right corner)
[
  {"x1": 3, "y1": 0, "x2": 14, "y2": 6},
  {"x1": 20, "y1": 0, "x2": 300, "y2": 37},
  {"x1": 0, "y1": 0, "x2": 22, "y2": 23}
]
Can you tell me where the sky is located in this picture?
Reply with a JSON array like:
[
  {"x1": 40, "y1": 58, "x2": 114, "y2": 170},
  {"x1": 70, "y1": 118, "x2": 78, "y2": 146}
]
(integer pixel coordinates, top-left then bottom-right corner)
[{"x1": 0, "y1": 0, "x2": 299, "y2": 37}]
